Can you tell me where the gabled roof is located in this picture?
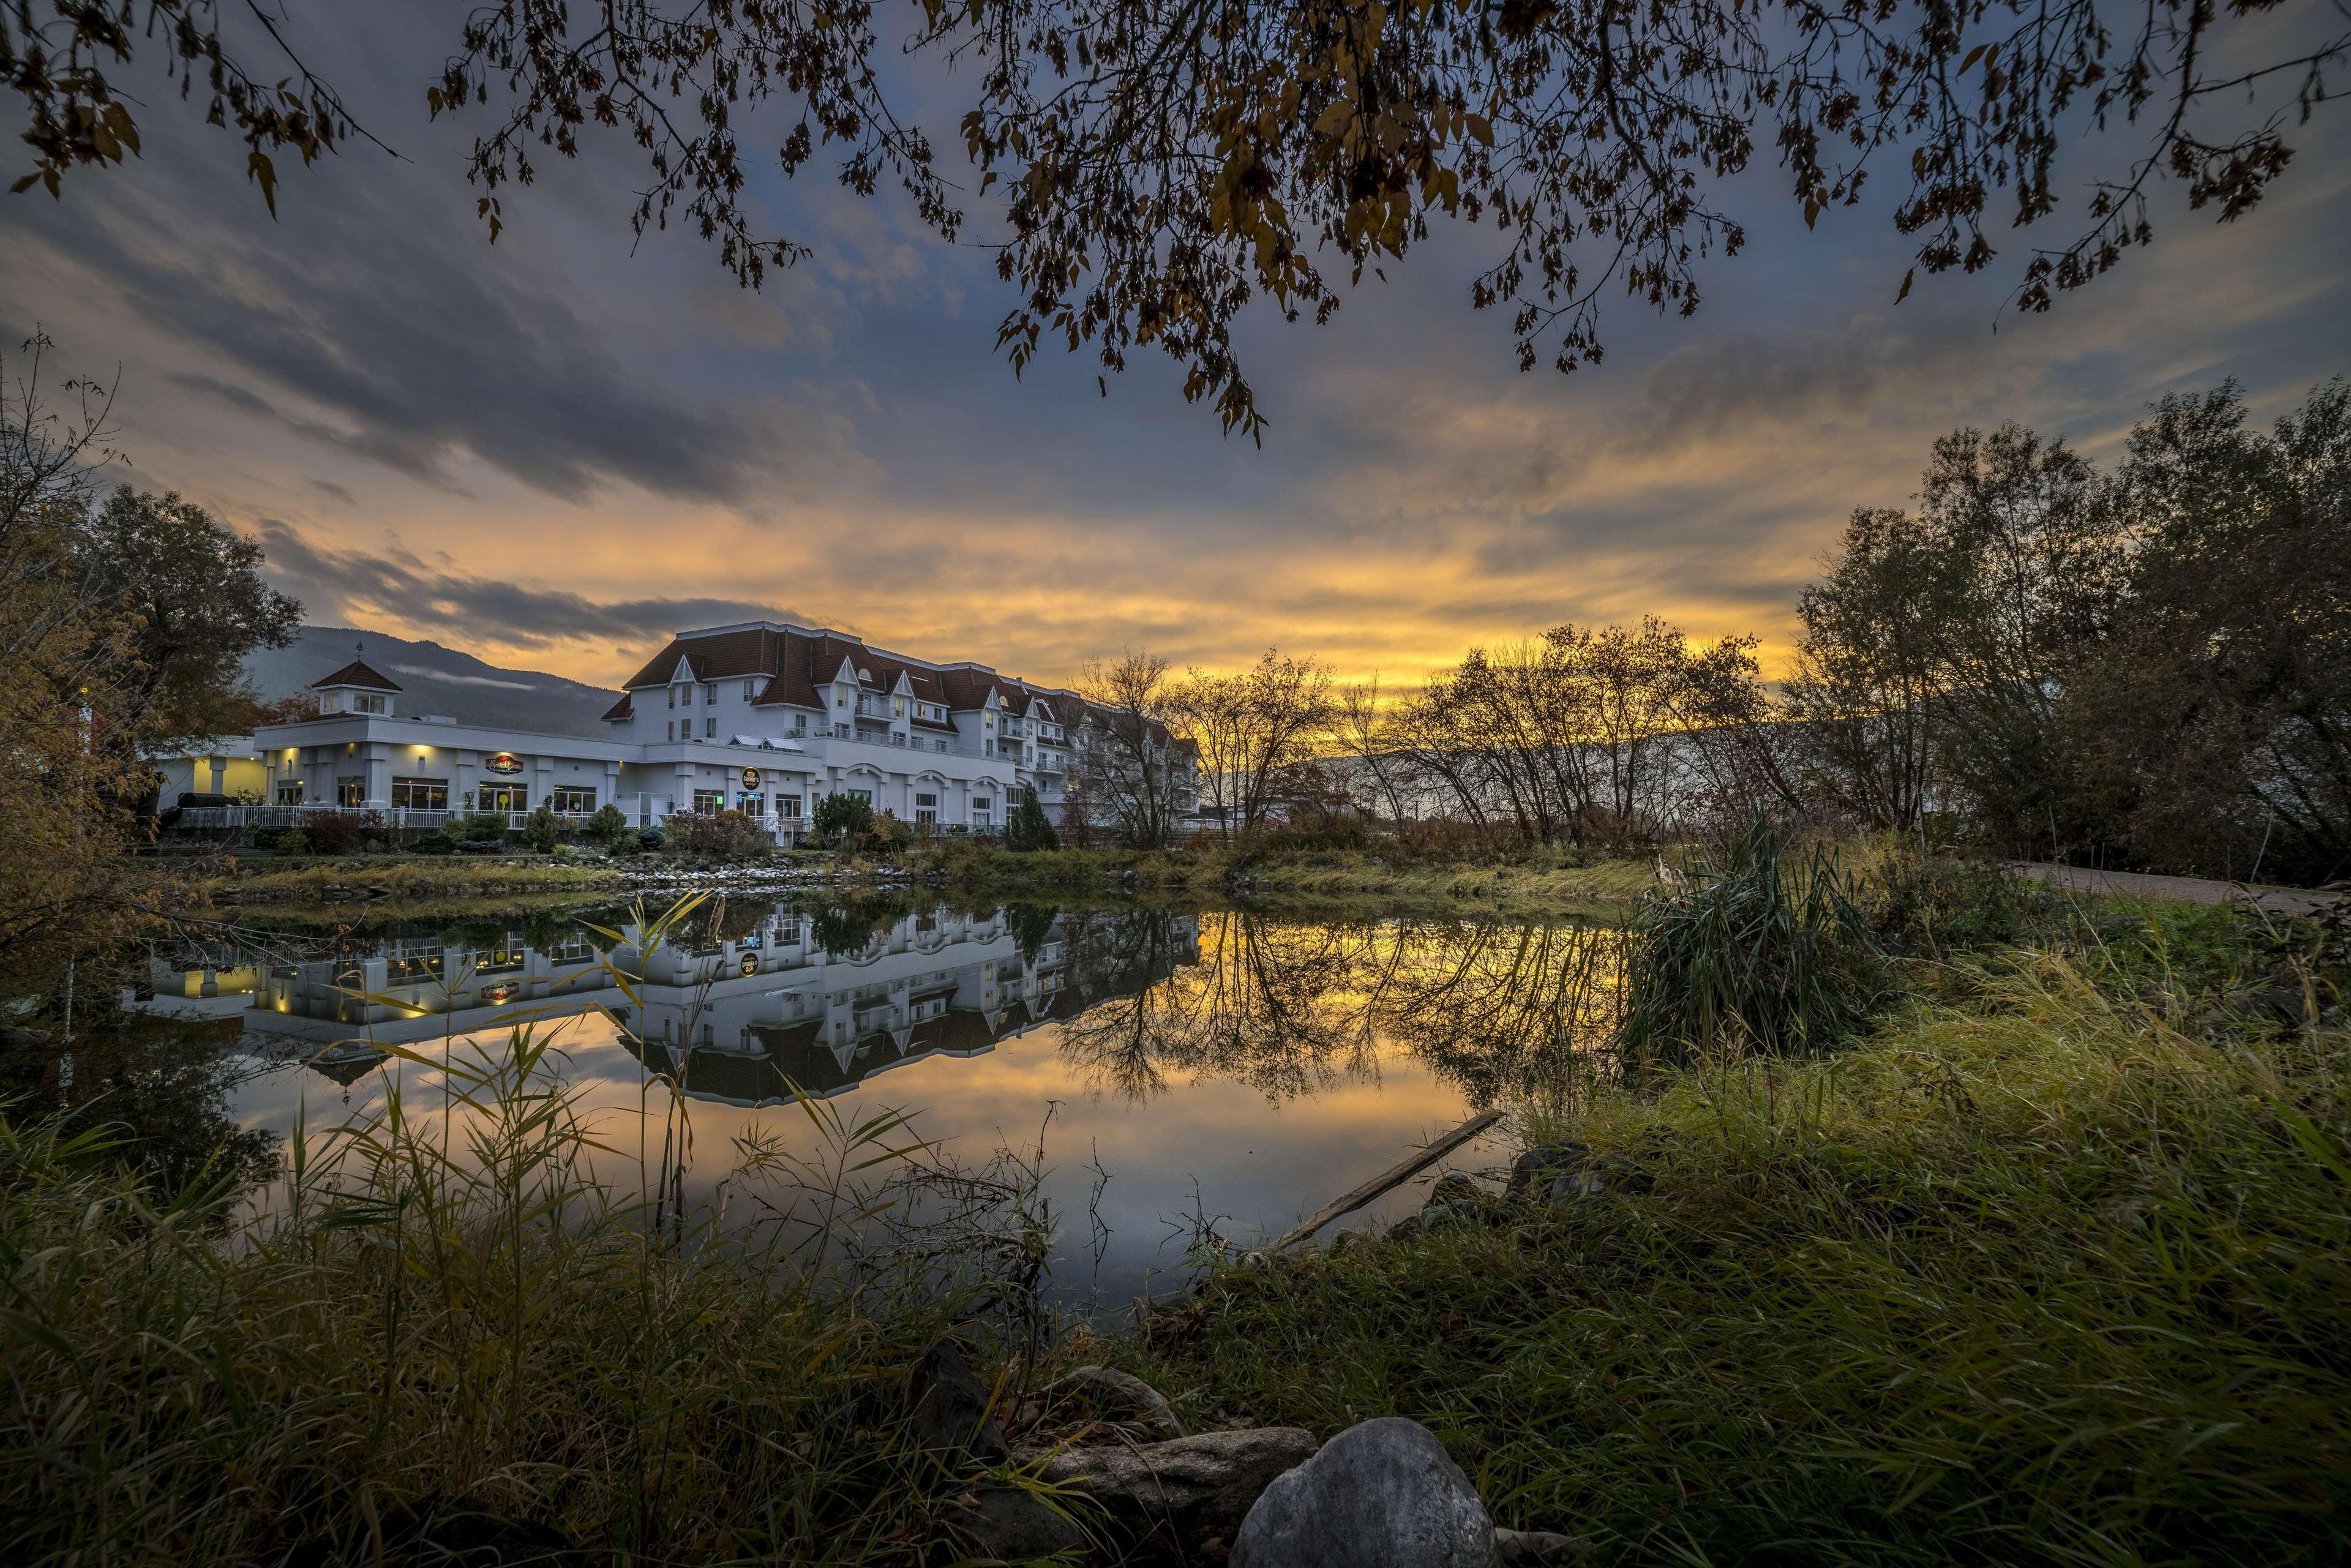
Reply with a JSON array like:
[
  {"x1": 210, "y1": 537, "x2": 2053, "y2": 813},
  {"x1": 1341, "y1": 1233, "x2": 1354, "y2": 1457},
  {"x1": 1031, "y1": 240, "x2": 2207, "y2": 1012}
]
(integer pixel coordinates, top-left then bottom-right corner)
[
  {"x1": 601, "y1": 695, "x2": 634, "y2": 722},
  {"x1": 310, "y1": 659, "x2": 402, "y2": 692}
]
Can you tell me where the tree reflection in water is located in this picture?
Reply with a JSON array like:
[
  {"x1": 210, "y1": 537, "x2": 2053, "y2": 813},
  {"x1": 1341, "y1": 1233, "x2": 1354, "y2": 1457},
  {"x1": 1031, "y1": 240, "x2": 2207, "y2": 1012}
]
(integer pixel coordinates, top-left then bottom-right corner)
[{"x1": 1055, "y1": 909, "x2": 1629, "y2": 1108}]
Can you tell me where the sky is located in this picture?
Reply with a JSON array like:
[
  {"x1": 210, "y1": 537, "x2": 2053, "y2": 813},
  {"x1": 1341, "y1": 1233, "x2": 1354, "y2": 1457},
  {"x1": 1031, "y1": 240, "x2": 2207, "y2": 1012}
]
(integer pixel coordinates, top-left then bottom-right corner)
[{"x1": 4, "y1": 4, "x2": 2347, "y2": 692}]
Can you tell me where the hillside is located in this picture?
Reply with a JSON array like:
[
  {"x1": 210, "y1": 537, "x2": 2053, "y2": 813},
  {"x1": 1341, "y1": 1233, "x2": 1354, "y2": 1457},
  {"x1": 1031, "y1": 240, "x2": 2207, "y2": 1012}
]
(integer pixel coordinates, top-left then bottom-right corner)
[{"x1": 244, "y1": 627, "x2": 623, "y2": 738}]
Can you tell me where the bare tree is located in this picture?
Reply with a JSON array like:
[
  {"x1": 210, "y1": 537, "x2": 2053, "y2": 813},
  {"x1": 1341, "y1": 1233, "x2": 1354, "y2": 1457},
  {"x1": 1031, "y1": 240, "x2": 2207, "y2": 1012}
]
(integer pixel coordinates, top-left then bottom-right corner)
[
  {"x1": 1176, "y1": 648, "x2": 1336, "y2": 840},
  {"x1": 1072, "y1": 650, "x2": 1191, "y2": 849}
]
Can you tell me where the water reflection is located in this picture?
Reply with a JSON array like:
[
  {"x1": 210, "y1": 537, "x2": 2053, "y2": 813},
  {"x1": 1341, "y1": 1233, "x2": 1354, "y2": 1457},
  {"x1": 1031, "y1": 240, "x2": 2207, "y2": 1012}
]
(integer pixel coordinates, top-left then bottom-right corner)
[{"x1": 129, "y1": 897, "x2": 1627, "y2": 1295}]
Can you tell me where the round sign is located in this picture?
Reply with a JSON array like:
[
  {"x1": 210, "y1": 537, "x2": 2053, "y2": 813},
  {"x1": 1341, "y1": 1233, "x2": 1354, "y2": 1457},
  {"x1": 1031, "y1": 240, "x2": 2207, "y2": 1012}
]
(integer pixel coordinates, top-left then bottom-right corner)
[
  {"x1": 484, "y1": 752, "x2": 523, "y2": 776},
  {"x1": 740, "y1": 952, "x2": 759, "y2": 977},
  {"x1": 740, "y1": 766, "x2": 760, "y2": 790}
]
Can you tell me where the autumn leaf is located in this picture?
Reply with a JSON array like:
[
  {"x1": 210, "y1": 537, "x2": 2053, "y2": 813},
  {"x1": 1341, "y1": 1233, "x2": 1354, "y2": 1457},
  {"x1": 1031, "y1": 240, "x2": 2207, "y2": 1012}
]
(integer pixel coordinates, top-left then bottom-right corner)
[
  {"x1": 1895, "y1": 267, "x2": 1914, "y2": 304},
  {"x1": 247, "y1": 150, "x2": 279, "y2": 218}
]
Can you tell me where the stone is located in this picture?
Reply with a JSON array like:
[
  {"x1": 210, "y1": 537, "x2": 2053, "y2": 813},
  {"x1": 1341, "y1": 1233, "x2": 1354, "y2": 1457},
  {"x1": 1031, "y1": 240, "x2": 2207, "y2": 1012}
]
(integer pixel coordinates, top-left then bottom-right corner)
[
  {"x1": 1496, "y1": 1526, "x2": 1593, "y2": 1565},
  {"x1": 954, "y1": 1485, "x2": 1092, "y2": 1561},
  {"x1": 905, "y1": 1337, "x2": 1009, "y2": 1461},
  {"x1": 1504, "y1": 1142, "x2": 1591, "y2": 1203},
  {"x1": 1426, "y1": 1171, "x2": 1483, "y2": 1209},
  {"x1": 1032, "y1": 1364, "x2": 1187, "y2": 1441},
  {"x1": 1386, "y1": 1200, "x2": 1490, "y2": 1244},
  {"x1": 1040, "y1": 1426, "x2": 1319, "y2": 1555},
  {"x1": 1230, "y1": 1416, "x2": 1496, "y2": 1568}
]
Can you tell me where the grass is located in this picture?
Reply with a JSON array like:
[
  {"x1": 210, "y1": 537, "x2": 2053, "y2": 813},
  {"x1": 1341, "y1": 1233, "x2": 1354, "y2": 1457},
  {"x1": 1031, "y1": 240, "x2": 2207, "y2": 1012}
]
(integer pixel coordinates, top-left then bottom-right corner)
[
  {"x1": 212, "y1": 855, "x2": 626, "y2": 903},
  {"x1": 1128, "y1": 899, "x2": 2351, "y2": 1565},
  {"x1": 906, "y1": 838, "x2": 1662, "y2": 920}
]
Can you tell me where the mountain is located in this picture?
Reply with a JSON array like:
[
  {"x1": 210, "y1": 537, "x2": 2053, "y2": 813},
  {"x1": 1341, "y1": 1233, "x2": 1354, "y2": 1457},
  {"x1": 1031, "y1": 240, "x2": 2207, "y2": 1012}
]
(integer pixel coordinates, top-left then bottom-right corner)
[{"x1": 245, "y1": 627, "x2": 623, "y2": 738}]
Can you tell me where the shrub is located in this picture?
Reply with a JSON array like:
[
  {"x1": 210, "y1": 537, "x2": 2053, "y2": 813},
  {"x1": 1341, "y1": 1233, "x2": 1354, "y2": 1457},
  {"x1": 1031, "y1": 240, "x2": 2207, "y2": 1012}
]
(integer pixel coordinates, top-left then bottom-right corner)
[
  {"x1": 522, "y1": 804, "x2": 561, "y2": 852},
  {"x1": 869, "y1": 811, "x2": 915, "y2": 853},
  {"x1": 667, "y1": 809, "x2": 770, "y2": 861},
  {"x1": 637, "y1": 825, "x2": 663, "y2": 853},
  {"x1": 303, "y1": 810, "x2": 368, "y2": 857},
  {"x1": 811, "y1": 792, "x2": 875, "y2": 844},
  {"x1": 1003, "y1": 786, "x2": 1060, "y2": 852},
  {"x1": 1617, "y1": 819, "x2": 1886, "y2": 1065},
  {"x1": 276, "y1": 827, "x2": 310, "y2": 856},
  {"x1": 607, "y1": 828, "x2": 642, "y2": 856},
  {"x1": 585, "y1": 803, "x2": 628, "y2": 844}
]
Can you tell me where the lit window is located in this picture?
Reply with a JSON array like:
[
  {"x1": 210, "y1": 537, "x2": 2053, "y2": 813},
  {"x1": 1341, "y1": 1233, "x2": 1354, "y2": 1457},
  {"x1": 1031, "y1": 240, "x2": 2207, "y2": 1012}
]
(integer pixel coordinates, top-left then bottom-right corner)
[
  {"x1": 391, "y1": 777, "x2": 448, "y2": 811},
  {"x1": 693, "y1": 789, "x2": 726, "y2": 813},
  {"x1": 551, "y1": 786, "x2": 597, "y2": 814},
  {"x1": 478, "y1": 783, "x2": 528, "y2": 812},
  {"x1": 337, "y1": 776, "x2": 366, "y2": 807},
  {"x1": 275, "y1": 781, "x2": 303, "y2": 805}
]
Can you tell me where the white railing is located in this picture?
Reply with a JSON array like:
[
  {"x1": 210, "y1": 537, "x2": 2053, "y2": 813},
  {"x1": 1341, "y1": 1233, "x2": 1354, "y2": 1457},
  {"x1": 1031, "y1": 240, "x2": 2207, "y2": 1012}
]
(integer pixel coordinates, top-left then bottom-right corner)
[{"x1": 166, "y1": 805, "x2": 604, "y2": 831}]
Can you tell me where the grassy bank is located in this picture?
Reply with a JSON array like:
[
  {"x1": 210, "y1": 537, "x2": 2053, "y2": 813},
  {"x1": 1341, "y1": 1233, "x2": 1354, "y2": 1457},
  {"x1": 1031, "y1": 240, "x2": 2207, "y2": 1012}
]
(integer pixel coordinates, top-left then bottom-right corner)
[
  {"x1": 209, "y1": 854, "x2": 627, "y2": 903},
  {"x1": 1127, "y1": 896, "x2": 2351, "y2": 1564},
  {"x1": 907, "y1": 839, "x2": 1663, "y2": 920}
]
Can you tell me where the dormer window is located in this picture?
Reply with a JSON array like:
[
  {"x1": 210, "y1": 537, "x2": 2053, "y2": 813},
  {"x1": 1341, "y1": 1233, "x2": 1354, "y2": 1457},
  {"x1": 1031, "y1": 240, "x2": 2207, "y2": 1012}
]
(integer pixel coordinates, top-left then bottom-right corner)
[{"x1": 353, "y1": 694, "x2": 386, "y2": 715}]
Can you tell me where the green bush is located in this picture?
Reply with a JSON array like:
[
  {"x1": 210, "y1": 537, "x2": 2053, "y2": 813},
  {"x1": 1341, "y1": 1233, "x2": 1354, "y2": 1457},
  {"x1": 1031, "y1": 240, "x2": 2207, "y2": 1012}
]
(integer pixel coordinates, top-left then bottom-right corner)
[
  {"x1": 607, "y1": 827, "x2": 642, "y2": 856},
  {"x1": 666, "y1": 809, "x2": 769, "y2": 861},
  {"x1": 523, "y1": 804, "x2": 561, "y2": 853},
  {"x1": 586, "y1": 804, "x2": 628, "y2": 844},
  {"x1": 811, "y1": 792, "x2": 876, "y2": 844},
  {"x1": 274, "y1": 827, "x2": 309, "y2": 856}
]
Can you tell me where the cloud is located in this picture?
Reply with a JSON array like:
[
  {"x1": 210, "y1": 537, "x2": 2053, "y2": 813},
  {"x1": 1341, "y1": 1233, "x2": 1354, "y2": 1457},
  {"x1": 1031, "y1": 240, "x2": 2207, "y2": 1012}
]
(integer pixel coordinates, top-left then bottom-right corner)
[
  {"x1": 252, "y1": 518, "x2": 811, "y2": 651},
  {"x1": 390, "y1": 664, "x2": 535, "y2": 690}
]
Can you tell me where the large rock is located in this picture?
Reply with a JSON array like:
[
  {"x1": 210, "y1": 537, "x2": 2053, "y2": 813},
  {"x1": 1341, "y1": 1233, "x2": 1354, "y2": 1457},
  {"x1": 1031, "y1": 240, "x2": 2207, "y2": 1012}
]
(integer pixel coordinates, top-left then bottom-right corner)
[
  {"x1": 1231, "y1": 1417, "x2": 1496, "y2": 1568},
  {"x1": 1504, "y1": 1142, "x2": 1591, "y2": 1203},
  {"x1": 904, "y1": 1337, "x2": 1008, "y2": 1461},
  {"x1": 1040, "y1": 1426, "x2": 1319, "y2": 1555},
  {"x1": 952, "y1": 1485, "x2": 1092, "y2": 1561},
  {"x1": 1032, "y1": 1364, "x2": 1187, "y2": 1441}
]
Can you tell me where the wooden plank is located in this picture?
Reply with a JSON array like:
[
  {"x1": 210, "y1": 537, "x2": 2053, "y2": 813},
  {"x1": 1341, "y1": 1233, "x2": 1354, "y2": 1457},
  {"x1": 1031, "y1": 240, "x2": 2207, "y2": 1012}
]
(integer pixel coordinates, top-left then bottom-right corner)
[{"x1": 1267, "y1": 1109, "x2": 1504, "y2": 1253}]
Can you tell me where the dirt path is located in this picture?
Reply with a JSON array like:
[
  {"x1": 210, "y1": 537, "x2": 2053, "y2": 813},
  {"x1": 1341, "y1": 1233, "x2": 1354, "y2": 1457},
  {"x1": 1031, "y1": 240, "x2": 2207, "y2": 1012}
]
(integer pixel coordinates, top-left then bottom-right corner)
[{"x1": 2008, "y1": 861, "x2": 2344, "y2": 917}]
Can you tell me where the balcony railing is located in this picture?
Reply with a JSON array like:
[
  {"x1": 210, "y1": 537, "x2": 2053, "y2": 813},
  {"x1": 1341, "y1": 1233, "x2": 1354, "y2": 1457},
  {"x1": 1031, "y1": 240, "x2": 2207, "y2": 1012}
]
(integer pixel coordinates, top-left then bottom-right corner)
[
  {"x1": 998, "y1": 718, "x2": 1028, "y2": 739},
  {"x1": 853, "y1": 695, "x2": 899, "y2": 720}
]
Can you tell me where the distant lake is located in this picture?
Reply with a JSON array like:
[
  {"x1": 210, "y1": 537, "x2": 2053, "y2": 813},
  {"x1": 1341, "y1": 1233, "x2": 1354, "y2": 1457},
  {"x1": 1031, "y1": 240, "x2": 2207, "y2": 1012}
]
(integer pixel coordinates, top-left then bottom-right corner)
[{"x1": 128, "y1": 894, "x2": 1628, "y2": 1302}]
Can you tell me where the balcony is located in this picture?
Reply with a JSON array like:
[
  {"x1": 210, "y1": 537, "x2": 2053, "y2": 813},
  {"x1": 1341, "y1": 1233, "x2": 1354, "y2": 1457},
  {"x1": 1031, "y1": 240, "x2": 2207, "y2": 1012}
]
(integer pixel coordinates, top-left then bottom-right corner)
[
  {"x1": 998, "y1": 718, "x2": 1027, "y2": 740},
  {"x1": 853, "y1": 694, "x2": 900, "y2": 721}
]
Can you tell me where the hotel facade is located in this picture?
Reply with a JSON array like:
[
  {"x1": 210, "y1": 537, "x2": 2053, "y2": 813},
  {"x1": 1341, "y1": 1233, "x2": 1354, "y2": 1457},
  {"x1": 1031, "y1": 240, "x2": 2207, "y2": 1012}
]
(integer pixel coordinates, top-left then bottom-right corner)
[{"x1": 179, "y1": 621, "x2": 1193, "y2": 838}]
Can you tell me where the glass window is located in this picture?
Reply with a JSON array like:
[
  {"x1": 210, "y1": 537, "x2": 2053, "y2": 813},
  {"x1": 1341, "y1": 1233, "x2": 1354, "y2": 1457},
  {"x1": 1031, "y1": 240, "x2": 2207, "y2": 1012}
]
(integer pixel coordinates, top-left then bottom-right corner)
[
  {"x1": 391, "y1": 777, "x2": 448, "y2": 811},
  {"x1": 693, "y1": 789, "x2": 726, "y2": 813},
  {"x1": 776, "y1": 793, "x2": 803, "y2": 819},
  {"x1": 668, "y1": 687, "x2": 676, "y2": 709},
  {"x1": 337, "y1": 776, "x2": 366, "y2": 807},
  {"x1": 478, "y1": 783, "x2": 528, "y2": 812},
  {"x1": 743, "y1": 679, "x2": 756, "y2": 699},
  {"x1": 666, "y1": 720, "x2": 675, "y2": 741},
  {"x1": 551, "y1": 786, "x2": 596, "y2": 814},
  {"x1": 276, "y1": 781, "x2": 303, "y2": 805},
  {"x1": 704, "y1": 717, "x2": 717, "y2": 739},
  {"x1": 702, "y1": 684, "x2": 716, "y2": 705},
  {"x1": 915, "y1": 791, "x2": 937, "y2": 827},
  {"x1": 849, "y1": 788, "x2": 874, "y2": 805},
  {"x1": 353, "y1": 693, "x2": 387, "y2": 715}
]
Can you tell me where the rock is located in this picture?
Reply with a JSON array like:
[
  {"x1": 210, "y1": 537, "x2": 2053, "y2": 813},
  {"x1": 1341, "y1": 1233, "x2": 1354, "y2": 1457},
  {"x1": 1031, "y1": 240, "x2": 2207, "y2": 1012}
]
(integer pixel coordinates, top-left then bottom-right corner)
[
  {"x1": 1426, "y1": 1171, "x2": 1483, "y2": 1209},
  {"x1": 1032, "y1": 1365, "x2": 1187, "y2": 1441},
  {"x1": 906, "y1": 1337, "x2": 1009, "y2": 1461},
  {"x1": 954, "y1": 1485, "x2": 1092, "y2": 1561},
  {"x1": 1385, "y1": 1201, "x2": 1490, "y2": 1244},
  {"x1": 1231, "y1": 1417, "x2": 1495, "y2": 1568},
  {"x1": 1329, "y1": 1228, "x2": 1366, "y2": 1254},
  {"x1": 1504, "y1": 1142, "x2": 1590, "y2": 1203},
  {"x1": 1496, "y1": 1526, "x2": 1592, "y2": 1565},
  {"x1": 1041, "y1": 1426, "x2": 1319, "y2": 1556}
]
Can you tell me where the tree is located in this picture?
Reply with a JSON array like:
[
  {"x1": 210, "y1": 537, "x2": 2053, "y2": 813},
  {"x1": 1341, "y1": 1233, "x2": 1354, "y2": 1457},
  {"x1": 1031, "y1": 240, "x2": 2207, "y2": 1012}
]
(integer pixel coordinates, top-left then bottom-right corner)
[
  {"x1": 1072, "y1": 651, "x2": 1191, "y2": 849},
  {"x1": 1004, "y1": 785, "x2": 1060, "y2": 852},
  {"x1": 523, "y1": 803, "x2": 560, "y2": 852},
  {"x1": 811, "y1": 790, "x2": 876, "y2": 843},
  {"x1": 1176, "y1": 648, "x2": 1335, "y2": 841},
  {"x1": 82, "y1": 486, "x2": 303, "y2": 746},
  {"x1": 13, "y1": 4, "x2": 2343, "y2": 437}
]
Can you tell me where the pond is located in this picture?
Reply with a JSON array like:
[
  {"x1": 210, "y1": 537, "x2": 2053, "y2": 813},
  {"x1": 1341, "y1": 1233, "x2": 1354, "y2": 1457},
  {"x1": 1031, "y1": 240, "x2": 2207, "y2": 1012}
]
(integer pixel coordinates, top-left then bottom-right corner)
[{"x1": 120, "y1": 893, "x2": 1629, "y2": 1302}]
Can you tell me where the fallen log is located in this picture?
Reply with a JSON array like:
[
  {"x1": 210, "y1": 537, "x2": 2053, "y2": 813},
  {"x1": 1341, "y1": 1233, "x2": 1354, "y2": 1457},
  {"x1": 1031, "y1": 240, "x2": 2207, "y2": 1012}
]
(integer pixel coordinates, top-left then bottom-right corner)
[{"x1": 1267, "y1": 1109, "x2": 1504, "y2": 1253}]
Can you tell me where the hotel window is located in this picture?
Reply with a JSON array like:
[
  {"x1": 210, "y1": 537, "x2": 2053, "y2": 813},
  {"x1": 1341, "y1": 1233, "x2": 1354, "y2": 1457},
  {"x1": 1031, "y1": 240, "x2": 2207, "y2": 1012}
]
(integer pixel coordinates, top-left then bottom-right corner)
[
  {"x1": 668, "y1": 687, "x2": 677, "y2": 709},
  {"x1": 971, "y1": 796, "x2": 993, "y2": 826},
  {"x1": 352, "y1": 693, "x2": 387, "y2": 715},
  {"x1": 275, "y1": 781, "x2": 303, "y2": 806},
  {"x1": 692, "y1": 789, "x2": 726, "y2": 814},
  {"x1": 337, "y1": 776, "x2": 366, "y2": 807},
  {"x1": 849, "y1": 787, "x2": 874, "y2": 805},
  {"x1": 915, "y1": 792, "x2": 937, "y2": 827},
  {"x1": 702, "y1": 684, "x2": 717, "y2": 705},
  {"x1": 391, "y1": 777, "x2": 448, "y2": 811},
  {"x1": 743, "y1": 679, "x2": 756, "y2": 699},
  {"x1": 478, "y1": 782, "x2": 528, "y2": 812},
  {"x1": 704, "y1": 716, "x2": 717, "y2": 739},
  {"x1": 776, "y1": 915, "x2": 801, "y2": 944},
  {"x1": 551, "y1": 786, "x2": 596, "y2": 814},
  {"x1": 776, "y1": 793, "x2": 803, "y2": 819},
  {"x1": 666, "y1": 720, "x2": 675, "y2": 741}
]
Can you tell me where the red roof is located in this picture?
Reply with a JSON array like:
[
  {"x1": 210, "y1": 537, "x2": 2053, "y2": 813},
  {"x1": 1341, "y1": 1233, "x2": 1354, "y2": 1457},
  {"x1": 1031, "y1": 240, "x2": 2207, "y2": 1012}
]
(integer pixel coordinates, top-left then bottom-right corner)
[{"x1": 310, "y1": 659, "x2": 402, "y2": 692}]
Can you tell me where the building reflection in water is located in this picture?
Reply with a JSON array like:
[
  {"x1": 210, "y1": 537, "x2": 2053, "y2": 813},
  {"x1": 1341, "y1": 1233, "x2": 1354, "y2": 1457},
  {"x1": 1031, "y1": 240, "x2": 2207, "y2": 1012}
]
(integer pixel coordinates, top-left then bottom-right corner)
[{"x1": 137, "y1": 901, "x2": 1632, "y2": 1117}]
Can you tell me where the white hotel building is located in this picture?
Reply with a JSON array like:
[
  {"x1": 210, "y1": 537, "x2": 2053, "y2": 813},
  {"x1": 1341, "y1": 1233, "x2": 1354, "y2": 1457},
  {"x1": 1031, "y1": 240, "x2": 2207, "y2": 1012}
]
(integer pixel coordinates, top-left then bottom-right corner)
[{"x1": 197, "y1": 621, "x2": 1188, "y2": 837}]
